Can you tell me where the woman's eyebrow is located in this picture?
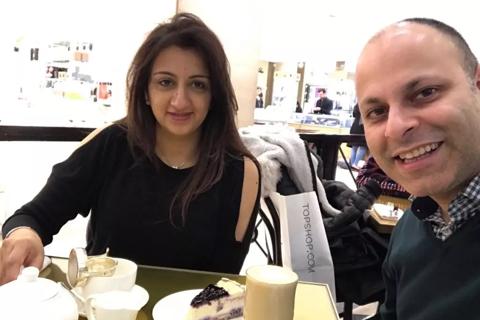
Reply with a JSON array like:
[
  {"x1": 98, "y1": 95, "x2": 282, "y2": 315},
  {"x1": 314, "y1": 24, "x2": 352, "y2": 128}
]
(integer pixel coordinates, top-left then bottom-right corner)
[
  {"x1": 189, "y1": 74, "x2": 210, "y2": 79},
  {"x1": 151, "y1": 71, "x2": 175, "y2": 76}
]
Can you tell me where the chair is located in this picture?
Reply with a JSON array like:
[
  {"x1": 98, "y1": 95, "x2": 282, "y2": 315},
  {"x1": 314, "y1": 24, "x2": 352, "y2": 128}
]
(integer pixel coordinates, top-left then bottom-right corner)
[
  {"x1": 252, "y1": 164, "x2": 300, "y2": 267},
  {"x1": 252, "y1": 198, "x2": 282, "y2": 266}
]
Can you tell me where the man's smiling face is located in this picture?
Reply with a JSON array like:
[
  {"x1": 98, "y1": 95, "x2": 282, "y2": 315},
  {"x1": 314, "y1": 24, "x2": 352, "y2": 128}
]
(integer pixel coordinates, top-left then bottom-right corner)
[{"x1": 355, "y1": 22, "x2": 480, "y2": 206}]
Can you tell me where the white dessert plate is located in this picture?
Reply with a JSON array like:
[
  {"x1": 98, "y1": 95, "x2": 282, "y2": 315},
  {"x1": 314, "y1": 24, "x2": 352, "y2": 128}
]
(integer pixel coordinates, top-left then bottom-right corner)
[{"x1": 152, "y1": 289, "x2": 243, "y2": 320}]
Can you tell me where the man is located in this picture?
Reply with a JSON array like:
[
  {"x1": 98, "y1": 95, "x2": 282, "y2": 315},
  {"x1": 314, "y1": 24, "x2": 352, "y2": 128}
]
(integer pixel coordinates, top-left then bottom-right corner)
[
  {"x1": 355, "y1": 18, "x2": 480, "y2": 319},
  {"x1": 313, "y1": 88, "x2": 333, "y2": 114}
]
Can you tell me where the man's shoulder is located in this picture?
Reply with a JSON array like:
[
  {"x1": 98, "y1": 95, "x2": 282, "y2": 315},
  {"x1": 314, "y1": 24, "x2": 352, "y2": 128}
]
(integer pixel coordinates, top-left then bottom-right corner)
[
  {"x1": 394, "y1": 209, "x2": 421, "y2": 230},
  {"x1": 388, "y1": 210, "x2": 421, "y2": 244},
  {"x1": 384, "y1": 210, "x2": 425, "y2": 268}
]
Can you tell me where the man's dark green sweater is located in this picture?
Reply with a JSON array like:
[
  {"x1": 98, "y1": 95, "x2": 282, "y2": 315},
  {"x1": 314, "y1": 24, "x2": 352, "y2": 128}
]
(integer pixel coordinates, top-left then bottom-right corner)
[{"x1": 379, "y1": 206, "x2": 480, "y2": 319}]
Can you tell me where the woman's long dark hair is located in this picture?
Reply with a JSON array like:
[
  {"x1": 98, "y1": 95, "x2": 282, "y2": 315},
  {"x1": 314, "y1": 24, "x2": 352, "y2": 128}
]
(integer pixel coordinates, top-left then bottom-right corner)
[{"x1": 122, "y1": 12, "x2": 259, "y2": 225}]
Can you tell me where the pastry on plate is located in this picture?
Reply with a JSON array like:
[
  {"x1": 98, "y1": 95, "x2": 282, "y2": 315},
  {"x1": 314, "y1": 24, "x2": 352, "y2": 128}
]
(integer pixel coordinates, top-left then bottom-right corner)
[{"x1": 185, "y1": 278, "x2": 244, "y2": 320}]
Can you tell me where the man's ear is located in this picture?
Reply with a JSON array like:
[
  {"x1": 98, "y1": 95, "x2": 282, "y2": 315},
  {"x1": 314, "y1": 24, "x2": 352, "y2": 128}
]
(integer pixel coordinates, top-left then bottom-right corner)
[{"x1": 475, "y1": 65, "x2": 480, "y2": 90}]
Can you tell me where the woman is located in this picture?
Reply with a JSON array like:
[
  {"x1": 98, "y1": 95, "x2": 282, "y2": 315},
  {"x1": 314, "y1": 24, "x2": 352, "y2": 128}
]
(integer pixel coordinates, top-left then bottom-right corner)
[{"x1": 0, "y1": 13, "x2": 260, "y2": 284}]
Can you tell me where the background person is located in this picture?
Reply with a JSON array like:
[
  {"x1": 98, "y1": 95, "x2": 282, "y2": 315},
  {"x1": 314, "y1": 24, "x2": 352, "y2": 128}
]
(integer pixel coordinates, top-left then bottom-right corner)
[
  {"x1": 295, "y1": 101, "x2": 302, "y2": 113},
  {"x1": 313, "y1": 88, "x2": 333, "y2": 115},
  {"x1": 255, "y1": 86, "x2": 264, "y2": 108},
  {"x1": 0, "y1": 13, "x2": 261, "y2": 285},
  {"x1": 348, "y1": 103, "x2": 368, "y2": 169},
  {"x1": 355, "y1": 156, "x2": 410, "y2": 199},
  {"x1": 356, "y1": 17, "x2": 480, "y2": 319}
]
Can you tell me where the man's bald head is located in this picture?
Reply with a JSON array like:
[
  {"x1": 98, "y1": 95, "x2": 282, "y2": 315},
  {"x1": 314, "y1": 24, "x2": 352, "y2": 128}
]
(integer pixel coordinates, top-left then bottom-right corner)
[{"x1": 364, "y1": 18, "x2": 478, "y2": 81}]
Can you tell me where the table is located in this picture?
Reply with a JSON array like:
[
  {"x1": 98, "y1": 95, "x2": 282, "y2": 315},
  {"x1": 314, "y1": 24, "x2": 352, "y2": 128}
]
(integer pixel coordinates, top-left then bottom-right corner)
[
  {"x1": 299, "y1": 133, "x2": 366, "y2": 180},
  {"x1": 369, "y1": 195, "x2": 411, "y2": 234},
  {"x1": 42, "y1": 258, "x2": 339, "y2": 320}
]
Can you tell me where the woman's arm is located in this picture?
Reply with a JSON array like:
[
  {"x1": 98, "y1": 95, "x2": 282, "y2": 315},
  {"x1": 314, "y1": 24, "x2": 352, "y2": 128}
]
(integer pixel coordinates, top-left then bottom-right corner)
[
  {"x1": 0, "y1": 125, "x2": 118, "y2": 284},
  {"x1": 1, "y1": 125, "x2": 115, "y2": 244},
  {"x1": 209, "y1": 156, "x2": 261, "y2": 273},
  {"x1": 235, "y1": 157, "x2": 260, "y2": 242}
]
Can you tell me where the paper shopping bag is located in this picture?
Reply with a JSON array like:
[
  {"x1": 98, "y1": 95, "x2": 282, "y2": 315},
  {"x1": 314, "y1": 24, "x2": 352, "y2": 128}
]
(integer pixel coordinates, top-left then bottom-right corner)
[{"x1": 269, "y1": 191, "x2": 336, "y2": 300}]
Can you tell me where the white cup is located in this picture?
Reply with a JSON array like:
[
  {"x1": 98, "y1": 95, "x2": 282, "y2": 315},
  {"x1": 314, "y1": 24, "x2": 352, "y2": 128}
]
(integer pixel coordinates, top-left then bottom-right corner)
[
  {"x1": 85, "y1": 285, "x2": 149, "y2": 320},
  {"x1": 75, "y1": 258, "x2": 137, "y2": 300},
  {"x1": 244, "y1": 265, "x2": 299, "y2": 320}
]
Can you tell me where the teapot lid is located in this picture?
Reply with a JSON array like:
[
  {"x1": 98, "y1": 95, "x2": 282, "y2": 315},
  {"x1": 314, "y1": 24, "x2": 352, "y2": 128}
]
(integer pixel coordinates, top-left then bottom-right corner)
[{"x1": 0, "y1": 267, "x2": 59, "y2": 303}]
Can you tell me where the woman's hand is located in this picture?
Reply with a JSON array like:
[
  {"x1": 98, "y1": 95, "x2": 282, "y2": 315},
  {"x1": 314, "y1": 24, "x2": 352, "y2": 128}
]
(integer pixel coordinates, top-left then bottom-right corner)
[{"x1": 0, "y1": 228, "x2": 44, "y2": 285}]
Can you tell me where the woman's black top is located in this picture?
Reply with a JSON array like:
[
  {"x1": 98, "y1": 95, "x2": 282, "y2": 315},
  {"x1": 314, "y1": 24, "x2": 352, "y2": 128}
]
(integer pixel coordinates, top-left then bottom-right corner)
[{"x1": 2, "y1": 124, "x2": 260, "y2": 274}]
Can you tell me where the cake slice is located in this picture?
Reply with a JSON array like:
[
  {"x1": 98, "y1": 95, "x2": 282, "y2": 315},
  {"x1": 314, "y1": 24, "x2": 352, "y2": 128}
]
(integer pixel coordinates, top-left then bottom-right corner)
[{"x1": 185, "y1": 278, "x2": 245, "y2": 320}]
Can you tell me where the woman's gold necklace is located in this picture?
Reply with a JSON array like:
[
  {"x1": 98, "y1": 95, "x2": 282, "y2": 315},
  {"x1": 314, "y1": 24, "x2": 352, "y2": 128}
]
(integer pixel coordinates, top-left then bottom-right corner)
[
  {"x1": 163, "y1": 158, "x2": 186, "y2": 170},
  {"x1": 156, "y1": 147, "x2": 187, "y2": 169},
  {"x1": 169, "y1": 162, "x2": 186, "y2": 170},
  {"x1": 162, "y1": 159, "x2": 187, "y2": 170}
]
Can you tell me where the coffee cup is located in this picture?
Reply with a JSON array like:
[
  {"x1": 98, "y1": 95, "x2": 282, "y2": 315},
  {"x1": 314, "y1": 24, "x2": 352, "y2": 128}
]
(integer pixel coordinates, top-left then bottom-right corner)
[
  {"x1": 74, "y1": 258, "x2": 137, "y2": 301},
  {"x1": 244, "y1": 265, "x2": 298, "y2": 320}
]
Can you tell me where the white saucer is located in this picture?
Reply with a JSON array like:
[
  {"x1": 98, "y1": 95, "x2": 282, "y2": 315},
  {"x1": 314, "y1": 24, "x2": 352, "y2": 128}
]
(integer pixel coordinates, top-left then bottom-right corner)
[{"x1": 72, "y1": 284, "x2": 148, "y2": 316}]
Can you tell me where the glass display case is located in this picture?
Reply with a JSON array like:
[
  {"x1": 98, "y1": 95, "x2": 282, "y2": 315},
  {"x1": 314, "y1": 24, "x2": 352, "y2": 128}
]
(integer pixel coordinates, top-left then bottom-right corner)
[{"x1": 254, "y1": 107, "x2": 352, "y2": 134}]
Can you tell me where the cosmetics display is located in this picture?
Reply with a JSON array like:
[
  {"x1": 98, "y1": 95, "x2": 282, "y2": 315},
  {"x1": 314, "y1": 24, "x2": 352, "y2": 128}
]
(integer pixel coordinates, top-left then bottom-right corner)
[{"x1": 8, "y1": 38, "x2": 120, "y2": 127}]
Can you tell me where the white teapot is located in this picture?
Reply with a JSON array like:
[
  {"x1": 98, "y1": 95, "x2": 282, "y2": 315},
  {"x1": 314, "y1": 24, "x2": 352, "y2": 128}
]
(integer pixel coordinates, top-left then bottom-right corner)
[{"x1": 0, "y1": 266, "x2": 78, "y2": 320}]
